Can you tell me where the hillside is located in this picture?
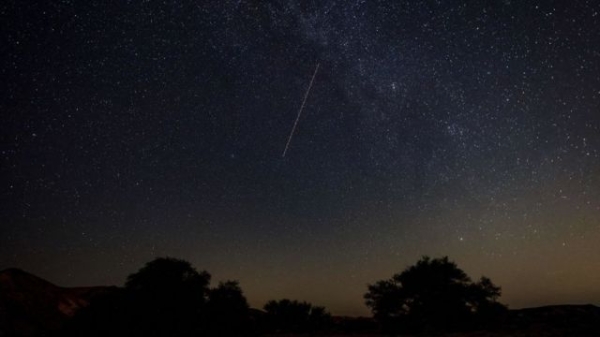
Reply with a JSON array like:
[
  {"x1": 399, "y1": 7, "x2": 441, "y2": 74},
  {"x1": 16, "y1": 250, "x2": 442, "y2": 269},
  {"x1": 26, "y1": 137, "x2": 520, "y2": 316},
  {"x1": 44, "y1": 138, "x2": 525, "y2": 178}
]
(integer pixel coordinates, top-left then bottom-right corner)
[{"x1": 0, "y1": 268, "x2": 115, "y2": 336}]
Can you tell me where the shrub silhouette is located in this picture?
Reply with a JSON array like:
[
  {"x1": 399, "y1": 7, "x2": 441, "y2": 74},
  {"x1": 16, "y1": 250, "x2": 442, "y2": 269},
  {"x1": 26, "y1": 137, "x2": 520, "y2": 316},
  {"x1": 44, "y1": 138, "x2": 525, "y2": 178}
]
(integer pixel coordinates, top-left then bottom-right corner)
[
  {"x1": 206, "y1": 281, "x2": 251, "y2": 336},
  {"x1": 364, "y1": 256, "x2": 506, "y2": 333},
  {"x1": 263, "y1": 299, "x2": 331, "y2": 333}
]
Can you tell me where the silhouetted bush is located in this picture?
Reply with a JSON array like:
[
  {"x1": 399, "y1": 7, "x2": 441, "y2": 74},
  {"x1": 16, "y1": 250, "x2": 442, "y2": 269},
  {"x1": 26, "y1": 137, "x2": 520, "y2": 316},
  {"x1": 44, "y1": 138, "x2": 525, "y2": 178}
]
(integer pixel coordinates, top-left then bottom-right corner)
[
  {"x1": 364, "y1": 256, "x2": 507, "y2": 334},
  {"x1": 206, "y1": 281, "x2": 251, "y2": 336},
  {"x1": 263, "y1": 299, "x2": 332, "y2": 333}
]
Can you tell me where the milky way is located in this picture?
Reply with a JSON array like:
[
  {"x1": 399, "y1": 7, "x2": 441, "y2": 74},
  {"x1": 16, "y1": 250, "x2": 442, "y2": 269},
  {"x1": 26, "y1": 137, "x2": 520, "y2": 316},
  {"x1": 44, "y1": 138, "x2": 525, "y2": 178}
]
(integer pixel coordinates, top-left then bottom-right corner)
[{"x1": 1, "y1": 1, "x2": 599, "y2": 315}]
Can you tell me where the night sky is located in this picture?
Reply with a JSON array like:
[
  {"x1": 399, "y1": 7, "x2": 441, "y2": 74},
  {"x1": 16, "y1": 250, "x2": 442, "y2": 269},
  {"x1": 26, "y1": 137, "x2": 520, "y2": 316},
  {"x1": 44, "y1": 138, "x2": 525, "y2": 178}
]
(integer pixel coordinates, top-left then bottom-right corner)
[{"x1": 2, "y1": 1, "x2": 600, "y2": 316}]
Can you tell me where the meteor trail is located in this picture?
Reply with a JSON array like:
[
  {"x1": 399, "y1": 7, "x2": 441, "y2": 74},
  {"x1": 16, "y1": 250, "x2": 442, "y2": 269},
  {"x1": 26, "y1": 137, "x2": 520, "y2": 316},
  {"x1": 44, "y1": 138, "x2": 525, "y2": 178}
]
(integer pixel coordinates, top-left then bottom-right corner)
[{"x1": 282, "y1": 63, "x2": 320, "y2": 158}]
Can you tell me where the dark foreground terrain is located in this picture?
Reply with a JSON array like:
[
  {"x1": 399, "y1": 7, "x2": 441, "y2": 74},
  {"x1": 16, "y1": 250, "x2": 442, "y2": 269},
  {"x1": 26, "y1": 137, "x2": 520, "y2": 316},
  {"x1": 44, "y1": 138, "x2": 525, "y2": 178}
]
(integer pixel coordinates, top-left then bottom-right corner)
[
  {"x1": 0, "y1": 268, "x2": 115, "y2": 336},
  {"x1": 1, "y1": 268, "x2": 599, "y2": 336}
]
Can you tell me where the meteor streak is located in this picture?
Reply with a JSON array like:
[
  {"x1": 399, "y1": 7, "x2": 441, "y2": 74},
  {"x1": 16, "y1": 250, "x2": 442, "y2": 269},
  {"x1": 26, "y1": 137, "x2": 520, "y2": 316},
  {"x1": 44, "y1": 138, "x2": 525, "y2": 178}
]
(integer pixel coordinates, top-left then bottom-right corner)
[{"x1": 282, "y1": 63, "x2": 320, "y2": 158}]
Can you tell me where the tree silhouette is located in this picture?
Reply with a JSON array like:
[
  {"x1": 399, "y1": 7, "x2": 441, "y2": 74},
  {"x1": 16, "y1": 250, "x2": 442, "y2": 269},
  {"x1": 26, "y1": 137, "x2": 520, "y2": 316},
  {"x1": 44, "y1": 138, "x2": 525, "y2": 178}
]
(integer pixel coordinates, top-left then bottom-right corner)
[
  {"x1": 125, "y1": 257, "x2": 211, "y2": 295},
  {"x1": 263, "y1": 299, "x2": 331, "y2": 333},
  {"x1": 364, "y1": 256, "x2": 506, "y2": 333},
  {"x1": 125, "y1": 257, "x2": 211, "y2": 337},
  {"x1": 64, "y1": 257, "x2": 212, "y2": 337},
  {"x1": 206, "y1": 281, "x2": 251, "y2": 336}
]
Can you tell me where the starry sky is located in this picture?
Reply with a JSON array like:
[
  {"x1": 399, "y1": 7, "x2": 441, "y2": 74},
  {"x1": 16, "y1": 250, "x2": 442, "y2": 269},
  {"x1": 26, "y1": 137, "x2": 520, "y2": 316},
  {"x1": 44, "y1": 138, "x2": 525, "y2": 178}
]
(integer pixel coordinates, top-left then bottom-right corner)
[{"x1": 1, "y1": 1, "x2": 600, "y2": 316}]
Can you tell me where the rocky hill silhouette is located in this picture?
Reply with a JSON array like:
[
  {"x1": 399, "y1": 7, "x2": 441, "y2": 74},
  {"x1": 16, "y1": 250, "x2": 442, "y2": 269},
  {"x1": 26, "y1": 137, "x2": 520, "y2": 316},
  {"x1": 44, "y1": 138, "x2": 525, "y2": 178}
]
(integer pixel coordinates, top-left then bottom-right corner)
[
  {"x1": 0, "y1": 268, "x2": 116, "y2": 336},
  {"x1": 505, "y1": 304, "x2": 600, "y2": 336}
]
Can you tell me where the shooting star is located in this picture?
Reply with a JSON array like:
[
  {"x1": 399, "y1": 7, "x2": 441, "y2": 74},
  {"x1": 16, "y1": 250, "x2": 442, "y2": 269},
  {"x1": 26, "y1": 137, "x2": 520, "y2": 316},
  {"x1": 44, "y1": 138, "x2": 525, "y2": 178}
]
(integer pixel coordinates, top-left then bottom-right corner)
[{"x1": 282, "y1": 63, "x2": 320, "y2": 158}]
